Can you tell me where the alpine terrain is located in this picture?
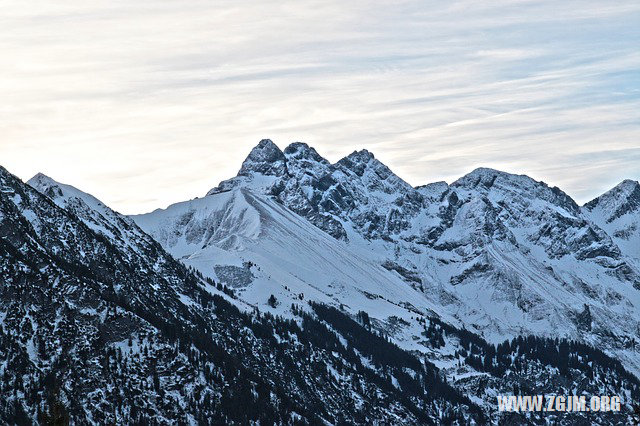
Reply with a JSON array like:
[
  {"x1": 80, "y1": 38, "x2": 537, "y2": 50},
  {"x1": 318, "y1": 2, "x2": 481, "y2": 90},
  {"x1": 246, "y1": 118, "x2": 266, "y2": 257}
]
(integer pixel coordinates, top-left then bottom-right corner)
[
  {"x1": 0, "y1": 139, "x2": 639, "y2": 424},
  {"x1": 134, "y1": 140, "x2": 640, "y2": 374}
]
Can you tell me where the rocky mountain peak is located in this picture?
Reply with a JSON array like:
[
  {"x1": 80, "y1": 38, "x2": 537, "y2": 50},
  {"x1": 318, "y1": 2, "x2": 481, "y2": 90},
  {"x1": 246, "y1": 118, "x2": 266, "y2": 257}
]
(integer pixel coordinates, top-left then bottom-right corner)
[
  {"x1": 27, "y1": 172, "x2": 64, "y2": 199},
  {"x1": 584, "y1": 179, "x2": 640, "y2": 222},
  {"x1": 347, "y1": 149, "x2": 375, "y2": 162},
  {"x1": 587, "y1": 179, "x2": 640, "y2": 206},
  {"x1": 336, "y1": 149, "x2": 405, "y2": 186},
  {"x1": 282, "y1": 142, "x2": 332, "y2": 183},
  {"x1": 453, "y1": 167, "x2": 580, "y2": 213},
  {"x1": 452, "y1": 168, "x2": 528, "y2": 191},
  {"x1": 237, "y1": 139, "x2": 287, "y2": 177},
  {"x1": 283, "y1": 142, "x2": 328, "y2": 164},
  {"x1": 336, "y1": 149, "x2": 378, "y2": 175},
  {"x1": 28, "y1": 172, "x2": 54, "y2": 184},
  {"x1": 415, "y1": 181, "x2": 449, "y2": 201},
  {"x1": 618, "y1": 178, "x2": 640, "y2": 191}
]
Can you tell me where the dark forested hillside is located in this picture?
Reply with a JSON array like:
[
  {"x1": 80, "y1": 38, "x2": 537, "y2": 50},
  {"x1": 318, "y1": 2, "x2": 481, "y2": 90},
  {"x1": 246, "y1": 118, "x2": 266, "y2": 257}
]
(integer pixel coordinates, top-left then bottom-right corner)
[{"x1": 421, "y1": 316, "x2": 639, "y2": 424}]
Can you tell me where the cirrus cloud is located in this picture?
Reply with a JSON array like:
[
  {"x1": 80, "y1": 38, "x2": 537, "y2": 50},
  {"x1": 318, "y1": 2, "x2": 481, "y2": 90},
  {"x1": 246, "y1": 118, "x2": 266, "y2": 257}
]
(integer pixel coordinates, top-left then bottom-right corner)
[{"x1": 1, "y1": 0, "x2": 638, "y2": 213}]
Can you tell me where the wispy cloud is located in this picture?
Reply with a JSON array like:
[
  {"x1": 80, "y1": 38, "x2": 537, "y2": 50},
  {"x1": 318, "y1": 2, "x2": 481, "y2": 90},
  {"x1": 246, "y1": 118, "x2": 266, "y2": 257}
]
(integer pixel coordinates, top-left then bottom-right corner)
[{"x1": 1, "y1": 0, "x2": 638, "y2": 212}]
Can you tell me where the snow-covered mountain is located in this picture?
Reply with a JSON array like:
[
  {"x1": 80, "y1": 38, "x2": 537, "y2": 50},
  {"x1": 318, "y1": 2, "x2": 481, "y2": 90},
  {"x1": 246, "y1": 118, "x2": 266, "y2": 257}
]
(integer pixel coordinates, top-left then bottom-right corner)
[
  {"x1": 6, "y1": 150, "x2": 640, "y2": 423},
  {"x1": 133, "y1": 139, "x2": 640, "y2": 377},
  {"x1": 4, "y1": 165, "x2": 493, "y2": 424}
]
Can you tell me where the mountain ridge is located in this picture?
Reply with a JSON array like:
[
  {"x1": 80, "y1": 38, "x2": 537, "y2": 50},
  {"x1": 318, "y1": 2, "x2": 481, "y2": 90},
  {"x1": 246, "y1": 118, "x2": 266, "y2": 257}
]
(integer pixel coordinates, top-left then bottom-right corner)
[{"x1": 134, "y1": 139, "x2": 640, "y2": 379}]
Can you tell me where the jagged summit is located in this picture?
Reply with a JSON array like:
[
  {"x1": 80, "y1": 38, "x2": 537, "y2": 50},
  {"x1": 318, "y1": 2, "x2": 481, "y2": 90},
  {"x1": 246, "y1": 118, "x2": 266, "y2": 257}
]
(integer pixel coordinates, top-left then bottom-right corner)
[
  {"x1": 452, "y1": 167, "x2": 532, "y2": 189},
  {"x1": 27, "y1": 171, "x2": 149, "y2": 250},
  {"x1": 452, "y1": 167, "x2": 580, "y2": 213},
  {"x1": 238, "y1": 139, "x2": 287, "y2": 177},
  {"x1": 283, "y1": 142, "x2": 328, "y2": 163},
  {"x1": 256, "y1": 138, "x2": 280, "y2": 151},
  {"x1": 336, "y1": 149, "x2": 377, "y2": 173},
  {"x1": 586, "y1": 179, "x2": 640, "y2": 207},
  {"x1": 588, "y1": 178, "x2": 640, "y2": 199},
  {"x1": 335, "y1": 149, "x2": 408, "y2": 190},
  {"x1": 618, "y1": 178, "x2": 640, "y2": 190},
  {"x1": 415, "y1": 181, "x2": 449, "y2": 200},
  {"x1": 29, "y1": 172, "x2": 53, "y2": 183},
  {"x1": 28, "y1": 173, "x2": 69, "y2": 200},
  {"x1": 28, "y1": 173, "x2": 93, "y2": 204},
  {"x1": 344, "y1": 149, "x2": 375, "y2": 162}
]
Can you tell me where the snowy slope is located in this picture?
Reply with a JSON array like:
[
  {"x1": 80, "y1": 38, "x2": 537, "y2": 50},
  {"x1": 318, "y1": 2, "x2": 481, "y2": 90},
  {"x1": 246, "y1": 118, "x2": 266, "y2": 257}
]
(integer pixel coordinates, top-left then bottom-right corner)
[
  {"x1": 132, "y1": 139, "x2": 640, "y2": 376},
  {"x1": 133, "y1": 186, "x2": 454, "y2": 353},
  {"x1": 28, "y1": 173, "x2": 153, "y2": 256}
]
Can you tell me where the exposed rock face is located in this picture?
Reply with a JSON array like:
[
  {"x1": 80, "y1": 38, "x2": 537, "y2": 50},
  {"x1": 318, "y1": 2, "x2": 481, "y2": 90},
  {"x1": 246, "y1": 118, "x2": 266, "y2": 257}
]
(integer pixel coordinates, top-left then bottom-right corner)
[
  {"x1": 585, "y1": 179, "x2": 640, "y2": 223},
  {"x1": 237, "y1": 139, "x2": 287, "y2": 177},
  {"x1": 575, "y1": 304, "x2": 593, "y2": 332},
  {"x1": 583, "y1": 179, "x2": 640, "y2": 271}
]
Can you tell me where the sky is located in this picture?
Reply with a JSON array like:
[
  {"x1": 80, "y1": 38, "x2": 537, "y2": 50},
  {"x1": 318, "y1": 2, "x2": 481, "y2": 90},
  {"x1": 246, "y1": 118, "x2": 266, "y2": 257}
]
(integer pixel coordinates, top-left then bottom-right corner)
[{"x1": 1, "y1": 0, "x2": 639, "y2": 214}]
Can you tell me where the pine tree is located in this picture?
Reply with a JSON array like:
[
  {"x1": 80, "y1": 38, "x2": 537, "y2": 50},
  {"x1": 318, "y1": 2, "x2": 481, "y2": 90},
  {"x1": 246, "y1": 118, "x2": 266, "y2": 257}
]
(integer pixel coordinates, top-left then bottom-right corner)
[{"x1": 268, "y1": 294, "x2": 278, "y2": 308}]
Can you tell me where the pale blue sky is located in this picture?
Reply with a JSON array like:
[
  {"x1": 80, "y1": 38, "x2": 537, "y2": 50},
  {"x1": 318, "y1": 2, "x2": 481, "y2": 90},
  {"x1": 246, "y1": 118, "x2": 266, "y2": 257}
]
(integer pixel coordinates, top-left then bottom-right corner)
[{"x1": 1, "y1": 0, "x2": 639, "y2": 213}]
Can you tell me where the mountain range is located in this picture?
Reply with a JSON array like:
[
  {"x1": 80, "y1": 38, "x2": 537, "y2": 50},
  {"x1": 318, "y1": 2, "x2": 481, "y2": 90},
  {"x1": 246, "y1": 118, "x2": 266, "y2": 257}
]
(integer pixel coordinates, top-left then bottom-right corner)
[
  {"x1": 1, "y1": 138, "x2": 639, "y2": 424},
  {"x1": 133, "y1": 140, "x2": 640, "y2": 373}
]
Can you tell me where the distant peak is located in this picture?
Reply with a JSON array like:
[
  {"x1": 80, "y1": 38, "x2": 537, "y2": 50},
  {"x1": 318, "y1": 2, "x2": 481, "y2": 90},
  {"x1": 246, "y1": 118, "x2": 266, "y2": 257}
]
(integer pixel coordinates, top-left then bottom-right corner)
[
  {"x1": 470, "y1": 167, "x2": 498, "y2": 174},
  {"x1": 245, "y1": 139, "x2": 283, "y2": 160},
  {"x1": 584, "y1": 178, "x2": 640, "y2": 215},
  {"x1": 28, "y1": 173, "x2": 62, "y2": 191},
  {"x1": 284, "y1": 141, "x2": 309, "y2": 152},
  {"x1": 335, "y1": 150, "x2": 377, "y2": 176},
  {"x1": 453, "y1": 167, "x2": 580, "y2": 211},
  {"x1": 237, "y1": 139, "x2": 287, "y2": 177},
  {"x1": 452, "y1": 167, "x2": 522, "y2": 190},
  {"x1": 615, "y1": 179, "x2": 640, "y2": 192},
  {"x1": 588, "y1": 179, "x2": 640, "y2": 202},
  {"x1": 28, "y1": 172, "x2": 56, "y2": 185},
  {"x1": 346, "y1": 149, "x2": 375, "y2": 163},
  {"x1": 461, "y1": 167, "x2": 511, "y2": 179},
  {"x1": 27, "y1": 173, "x2": 66, "y2": 199},
  {"x1": 256, "y1": 138, "x2": 279, "y2": 149}
]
